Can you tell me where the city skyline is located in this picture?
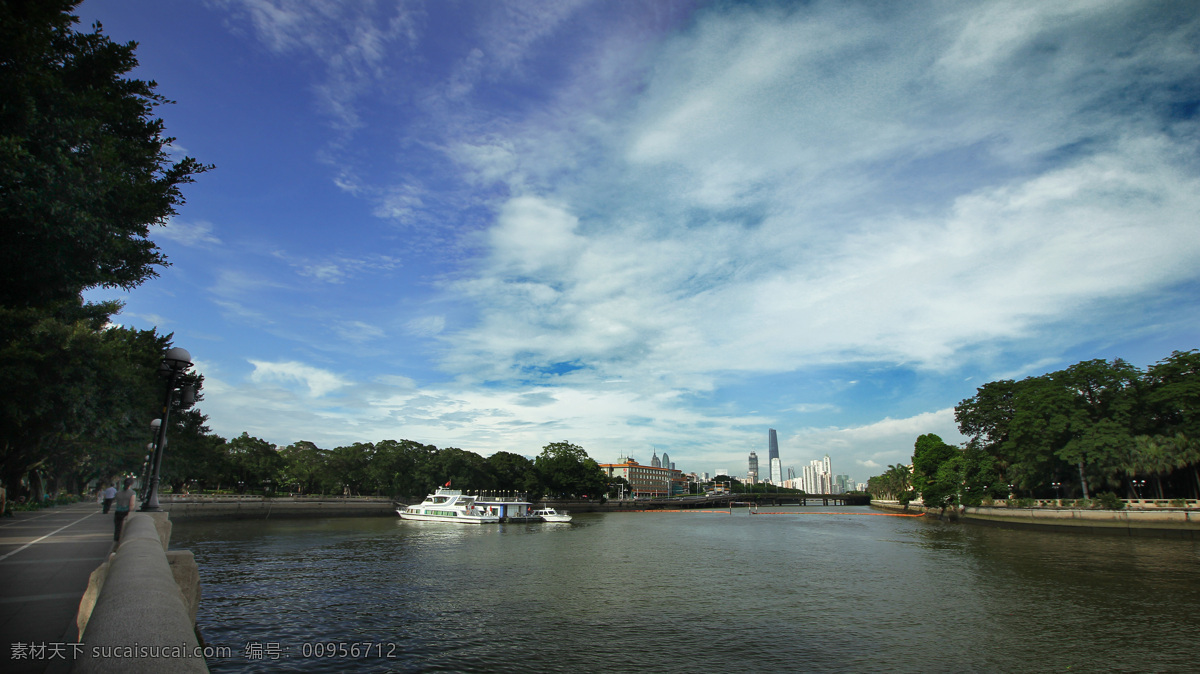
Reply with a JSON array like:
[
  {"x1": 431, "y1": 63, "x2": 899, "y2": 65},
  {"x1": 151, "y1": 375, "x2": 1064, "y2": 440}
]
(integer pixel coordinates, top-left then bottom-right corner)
[{"x1": 76, "y1": 1, "x2": 1200, "y2": 483}]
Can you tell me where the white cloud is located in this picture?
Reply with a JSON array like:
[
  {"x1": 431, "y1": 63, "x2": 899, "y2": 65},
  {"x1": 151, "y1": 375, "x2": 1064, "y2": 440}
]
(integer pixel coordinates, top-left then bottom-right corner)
[
  {"x1": 248, "y1": 359, "x2": 347, "y2": 397},
  {"x1": 219, "y1": 0, "x2": 420, "y2": 128},
  {"x1": 335, "y1": 321, "x2": 386, "y2": 343},
  {"x1": 786, "y1": 409, "x2": 967, "y2": 480},
  {"x1": 405, "y1": 315, "x2": 445, "y2": 337},
  {"x1": 187, "y1": 1, "x2": 1200, "y2": 485},
  {"x1": 159, "y1": 219, "x2": 222, "y2": 247},
  {"x1": 440, "y1": 0, "x2": 1200, "y2": 391}
]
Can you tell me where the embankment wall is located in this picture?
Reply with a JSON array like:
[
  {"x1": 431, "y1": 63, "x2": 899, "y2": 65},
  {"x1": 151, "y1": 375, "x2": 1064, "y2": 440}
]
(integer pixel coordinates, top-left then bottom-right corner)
[
  {"x1": 74, "y1": 513, "x2": 206, "y2": 673},
  {"x1": 871, "y1": 499, "x2": 1200, "y2": 538},
  {"x1": 156, "y1": 495, "x2": 395, "y2": 520}
]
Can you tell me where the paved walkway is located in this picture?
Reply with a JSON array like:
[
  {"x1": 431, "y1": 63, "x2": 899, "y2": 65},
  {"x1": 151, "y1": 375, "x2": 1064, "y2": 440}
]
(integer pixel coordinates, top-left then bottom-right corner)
[{"x1": 0, "y1": 502, "x2": 116, "y2": 674}]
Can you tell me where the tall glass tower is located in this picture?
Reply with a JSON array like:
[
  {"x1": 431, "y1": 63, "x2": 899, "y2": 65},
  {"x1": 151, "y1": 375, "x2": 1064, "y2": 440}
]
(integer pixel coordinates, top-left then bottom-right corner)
[
  {"x1": 748, "y1": 451, "x2": 759, "y2": 483},
  {"x1": 768, "y1": 429, "x2": 782, "y2": 484}
]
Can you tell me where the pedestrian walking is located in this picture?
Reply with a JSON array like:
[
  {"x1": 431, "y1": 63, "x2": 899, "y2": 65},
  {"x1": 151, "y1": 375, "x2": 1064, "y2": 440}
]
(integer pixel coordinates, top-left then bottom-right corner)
[
  {"x1": 101, "y1": 483, "x2": 117, "y2": 513},
  {"x1": 113, "y1": 478, "x2": 136, "y2": 542}
]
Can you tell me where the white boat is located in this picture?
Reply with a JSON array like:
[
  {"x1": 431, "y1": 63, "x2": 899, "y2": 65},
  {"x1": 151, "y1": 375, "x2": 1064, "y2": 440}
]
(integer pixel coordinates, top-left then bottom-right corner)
[
  {"x1": 398, "y1": 487, "x2": 501, "y2": 524},
  {"x1": 532, "y1": 507, "x2": 572, "y2": 523}
]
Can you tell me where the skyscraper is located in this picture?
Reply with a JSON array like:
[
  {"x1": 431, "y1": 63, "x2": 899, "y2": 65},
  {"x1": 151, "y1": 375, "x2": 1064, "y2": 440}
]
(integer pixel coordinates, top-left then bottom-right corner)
[
  {"x1": 768, "y1": 429, "x2": 782, "y2": 484},
  {"x1": 748, "y1": 451, "x2": 759, "y2": 483}
]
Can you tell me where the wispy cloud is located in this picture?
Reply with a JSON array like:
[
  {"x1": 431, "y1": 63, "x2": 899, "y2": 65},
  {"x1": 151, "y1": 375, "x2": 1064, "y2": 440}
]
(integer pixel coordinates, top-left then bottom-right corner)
[
  {"x1": 248, "y1": 359, "x2": 347, "y2": 397},
  {"x1": 217, "y1": 0, "x2": 421, "y2": 129},
  {"x1": 159, "y1": 219, "x2": 222, "y2": 247},
  {"x1": 181, "y1": 0, "x2": 1200, "y2": 483}
]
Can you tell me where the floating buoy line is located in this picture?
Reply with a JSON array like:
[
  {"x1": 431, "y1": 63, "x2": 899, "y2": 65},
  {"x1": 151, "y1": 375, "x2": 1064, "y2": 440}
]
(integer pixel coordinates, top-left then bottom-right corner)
[{"x1": 616, "y1": 509, "x2": 924, "y2": 517}]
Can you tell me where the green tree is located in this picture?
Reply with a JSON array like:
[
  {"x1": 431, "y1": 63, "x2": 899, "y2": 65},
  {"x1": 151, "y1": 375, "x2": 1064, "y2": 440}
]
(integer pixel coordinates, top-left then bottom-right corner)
[
  {"x1": 534, "y1": 441, "x2": 606, "y2": 499},
  {"x1": 1, "y1": 0, "x2": 211, "y2": 309},
  {"x1": 1052, "y1": 359, "x2": 1142, "y2": 497},
  {"x1": 418, "y1": 447, "x2": 489, "y2": 493},
  {"x1": 485, "y1": 451, "x2": 538, "y2": 494},
  {"x1": 369, "y1": 439, "x2": 438, "y2": 499},
  {"x1": 159, "y1": 402, "x2": 225, "y2": 494},
  {"x1": 327, "y1": 442, "x2": 375, "y2": 495},
  {"x1": 0, "y1": 310, "x2": 170, "y2": 497},
  {"x1": 225, "y1": 433, "x2": 283, "y2": 493},
  {"x1": 959, "y1": 440, "x2": 1002, "y2": 506},
  {"x1": 0, "y1": 0, "x2": 210, "y2": 498},
  {"x1": 278, "y1": 441, "x2": 328, "y2": 495},
  {"x1": 911, "y1": 434, "x2": 959, "y2": 510}
]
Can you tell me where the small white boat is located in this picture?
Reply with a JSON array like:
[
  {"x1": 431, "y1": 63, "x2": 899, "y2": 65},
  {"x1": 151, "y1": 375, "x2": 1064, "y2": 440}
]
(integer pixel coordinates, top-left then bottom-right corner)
[
  {"x1": 398, "y1": 487, "x2": 501, "y2": 524},
  {"x1": 532, "y1": 507, "x2": 572, "y2": 523}
]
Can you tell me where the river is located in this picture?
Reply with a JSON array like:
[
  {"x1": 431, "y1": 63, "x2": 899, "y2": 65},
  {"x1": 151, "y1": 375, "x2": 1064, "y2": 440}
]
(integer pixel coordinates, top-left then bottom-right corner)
[{"x1": 172, "y1": 506, "x2": 1200, "y2": 673}]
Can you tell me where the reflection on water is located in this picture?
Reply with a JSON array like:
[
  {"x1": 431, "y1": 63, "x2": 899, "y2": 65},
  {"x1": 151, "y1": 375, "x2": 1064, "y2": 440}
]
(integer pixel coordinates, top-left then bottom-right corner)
[{"x1": 172, "y1": 508, "x2": 1200, "y2": 673}]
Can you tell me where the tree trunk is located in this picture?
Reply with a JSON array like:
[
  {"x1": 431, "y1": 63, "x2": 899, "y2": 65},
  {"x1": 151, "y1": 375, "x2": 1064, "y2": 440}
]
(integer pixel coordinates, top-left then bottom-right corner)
[
  {"x1": 1077, "y1": 461, "x2": 1089, "y2": 500},
  {"x1": 1155, "y1": 475, "x2": 1164, "y2": 500}
]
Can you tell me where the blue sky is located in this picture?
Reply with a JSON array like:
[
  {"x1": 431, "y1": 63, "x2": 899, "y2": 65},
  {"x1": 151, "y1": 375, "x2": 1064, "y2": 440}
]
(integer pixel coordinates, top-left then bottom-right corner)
[{"x1": 77, "y1": 0, "x2": 1200, "y2": 484}]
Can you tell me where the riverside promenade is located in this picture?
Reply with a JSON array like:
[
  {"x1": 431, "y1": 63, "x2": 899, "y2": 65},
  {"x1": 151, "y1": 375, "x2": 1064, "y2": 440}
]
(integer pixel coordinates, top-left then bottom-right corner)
[
  {"x1": 0, "y1": 502, "x2": 114, "y2": 674},
  {"x1": 872, "y1": 499, "x2": 1200, "y2": 537}
]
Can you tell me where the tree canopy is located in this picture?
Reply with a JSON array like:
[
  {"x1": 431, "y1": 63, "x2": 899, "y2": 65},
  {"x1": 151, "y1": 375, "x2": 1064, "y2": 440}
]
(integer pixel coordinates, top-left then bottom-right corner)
[
  {"x1": 1, "y1": 0, "x2": 211, "y2": 308},
  {"x1": 0, "y1": 0, "x2": 210, "y2": 498},
  {"x1": 871, "y1": 350, "x2": 1200, "y2": 506}
]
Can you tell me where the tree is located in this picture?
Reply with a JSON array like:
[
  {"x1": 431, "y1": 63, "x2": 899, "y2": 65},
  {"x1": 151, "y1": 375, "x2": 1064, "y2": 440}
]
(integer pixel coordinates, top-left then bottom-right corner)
[
  {"x1": 278, "y1": 441, "x2": 328, "y2": 495},
  {"x1": 369, "y1": 439, "x2": 437, "y2": 499},
  {"x1": 225, "y1": 433, "x2": 283, "y2": 493},
  {"x1": 0, "y1": 0, "x2": 210, "y2": 498},
  {"x1": 418, "y1": 447, "x2": 488, "y2": 493},
  {"x1": 911, "y1": 434, "x2": 959, "y2": 510},
  {"x1": 485, "y1": 451, "x2": 538, "y2": 494},
  {"x1": 1052, "y1": 359, "x2": 1142, "y2": 497},
  {"x1": 327, "y1": 442, "x2": 375, "y2": 495},
  {"x1": 534, "y1": 441, "x2": 607, "y2": 499},
  {"x1": 1, "y1": 0, "x2": 211, "y2": 309},
  {"x1": 0, "y1": 312, "x2": 170, "y2": 497}
]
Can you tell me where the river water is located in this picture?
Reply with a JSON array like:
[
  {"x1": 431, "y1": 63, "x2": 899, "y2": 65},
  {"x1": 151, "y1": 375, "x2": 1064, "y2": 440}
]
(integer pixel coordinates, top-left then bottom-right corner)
[{"x1": 172, "y1": 506, "x2": 1200, "y2": 673}]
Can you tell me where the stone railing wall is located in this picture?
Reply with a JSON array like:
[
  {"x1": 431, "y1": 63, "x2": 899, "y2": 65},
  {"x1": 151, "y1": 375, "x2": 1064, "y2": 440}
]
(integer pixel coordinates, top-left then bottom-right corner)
[{"x1": 73, "y1": 512, "x2": 206, "y2": 673}]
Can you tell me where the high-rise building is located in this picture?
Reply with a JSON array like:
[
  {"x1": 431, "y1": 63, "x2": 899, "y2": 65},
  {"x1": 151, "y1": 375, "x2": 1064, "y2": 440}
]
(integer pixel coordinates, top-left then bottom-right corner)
[
  {"x1": 768, "y1": 429, "x2": 783, "y2": 484},
  {"x1": 799, "y1": 455, "x2": 835, "y2": 493},
  {"x1": 651, "y1": 451, "x2": 661, "y2": 468},
  {"x1": 748, "y1": 451, "x2": 759, "y2": 483},
  {"x1": 662, "y1": 452, "x2": 671, "y2": 473}
]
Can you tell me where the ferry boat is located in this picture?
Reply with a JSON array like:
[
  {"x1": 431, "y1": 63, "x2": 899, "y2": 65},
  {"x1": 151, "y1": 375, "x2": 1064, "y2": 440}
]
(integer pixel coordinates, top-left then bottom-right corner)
[
  {"x1": 532, "y1": 506, "x2": 572, "y2": 523},
  {"x1": 398, "y1": 487, "x2": 501, "y2": 524}
]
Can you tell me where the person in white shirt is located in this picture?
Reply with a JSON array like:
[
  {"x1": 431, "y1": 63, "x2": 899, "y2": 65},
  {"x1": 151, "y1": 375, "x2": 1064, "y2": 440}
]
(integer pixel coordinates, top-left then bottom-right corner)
[{"x1": 101, "y1": 483, "x2": 117, "y2": 513}]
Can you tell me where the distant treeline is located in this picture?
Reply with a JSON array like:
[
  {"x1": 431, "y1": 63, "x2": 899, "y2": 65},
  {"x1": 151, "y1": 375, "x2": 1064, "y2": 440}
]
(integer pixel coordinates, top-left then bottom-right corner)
[
  {"x1": 160, "y1": 436, "x2": 610, "y2": 501},
  {"x1": 869, "y1": 350, "x2": 1200, "y2": 505}
]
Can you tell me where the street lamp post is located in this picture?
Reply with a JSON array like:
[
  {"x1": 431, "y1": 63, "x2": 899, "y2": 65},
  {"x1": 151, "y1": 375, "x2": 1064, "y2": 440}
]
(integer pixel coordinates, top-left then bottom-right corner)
[
  {"x1": 1132, "y1": 479, "x2": 1146, "y2": 500},
  {"x1": 141, "y1": 347, "x2": 193, "y2": 512},
  {"x1": 1052, "y1": 482, "x2": 1062, "y2": 500},
  {"x1": 139, "y1": 437, "x2": 155, "y2": 498}
]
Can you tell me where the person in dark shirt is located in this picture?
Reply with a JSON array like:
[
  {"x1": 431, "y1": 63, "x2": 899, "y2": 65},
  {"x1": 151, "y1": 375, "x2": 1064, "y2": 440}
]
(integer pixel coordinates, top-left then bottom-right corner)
[{"x1": 113, "y1": 478, "x2": 137, "y2": 542}]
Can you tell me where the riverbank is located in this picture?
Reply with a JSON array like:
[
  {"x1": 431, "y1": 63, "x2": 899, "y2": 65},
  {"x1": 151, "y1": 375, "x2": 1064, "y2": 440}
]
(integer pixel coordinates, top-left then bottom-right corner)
[
  {"x1": 156, "y1": 495, "x2": 395, "y2": 520},
  {"x1": 871, "y1": 499, "x2": 1200, "y2": 538}
]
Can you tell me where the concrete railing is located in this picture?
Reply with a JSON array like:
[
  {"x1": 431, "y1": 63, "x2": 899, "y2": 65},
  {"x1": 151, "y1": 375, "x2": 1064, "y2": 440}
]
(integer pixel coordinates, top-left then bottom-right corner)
[{"x1": 73, "y1": 513, "x2": 206, "y2": 673}]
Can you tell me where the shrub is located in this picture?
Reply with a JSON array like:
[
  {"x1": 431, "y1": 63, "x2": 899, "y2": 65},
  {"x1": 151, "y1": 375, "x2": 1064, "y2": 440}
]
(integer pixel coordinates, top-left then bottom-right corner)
[
  {"x1": 1169, "y1": 498, "x2": 1187, "y2": 508},
  {"x1": 1074, "y1": 498, "x2": 1091, "y2": 509},
  {"x1": 1092, "y1": 492, "x2": 1125, "y2": 510},
  {"x1": 1010, "y1": 497, "x2": 1035, "y2": 508}
]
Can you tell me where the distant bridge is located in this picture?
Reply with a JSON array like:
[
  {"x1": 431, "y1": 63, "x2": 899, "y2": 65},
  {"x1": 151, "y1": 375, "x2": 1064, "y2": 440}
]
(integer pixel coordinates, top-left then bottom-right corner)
[{"x1": 693, "y1": 493, "x2": 869, "y2": 508}]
